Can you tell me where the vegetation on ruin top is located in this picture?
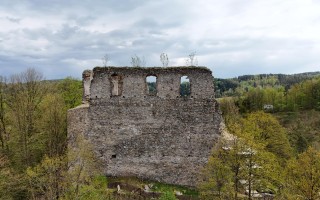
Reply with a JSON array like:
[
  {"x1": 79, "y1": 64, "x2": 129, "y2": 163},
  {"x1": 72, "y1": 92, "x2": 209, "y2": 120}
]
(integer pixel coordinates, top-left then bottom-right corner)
[{"x1": 93, "y1": 65, "x2": 212, "y2": 73}]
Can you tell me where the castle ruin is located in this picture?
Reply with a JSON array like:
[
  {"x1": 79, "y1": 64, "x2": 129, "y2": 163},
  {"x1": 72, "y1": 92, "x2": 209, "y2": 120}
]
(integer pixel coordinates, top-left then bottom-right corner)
[{"x1": 68, "y1": 66, "x2": 222, "y2": 186}]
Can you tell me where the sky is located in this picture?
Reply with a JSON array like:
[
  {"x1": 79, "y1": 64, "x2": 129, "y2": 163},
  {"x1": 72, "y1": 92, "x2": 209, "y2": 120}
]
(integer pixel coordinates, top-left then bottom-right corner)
[{"x1": 0, "y1": 0, "x2": 319, "y2": 79}]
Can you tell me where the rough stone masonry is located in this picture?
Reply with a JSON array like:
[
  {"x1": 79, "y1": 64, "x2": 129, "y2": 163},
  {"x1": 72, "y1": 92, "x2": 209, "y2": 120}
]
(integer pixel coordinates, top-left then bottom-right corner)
[{"x1": 68, "y1": 66, "x2": 222, "y2": 187}]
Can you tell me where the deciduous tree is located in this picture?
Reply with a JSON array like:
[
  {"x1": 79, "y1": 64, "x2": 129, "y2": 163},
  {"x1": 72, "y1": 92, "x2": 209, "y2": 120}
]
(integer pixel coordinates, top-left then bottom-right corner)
[
  {"x1": 199, "y1": 140, "x2": 234, "y2": 199},
  {"x1": 0, "y1": 76, "x2": 9, "y2": 150},
  {"x1": 131, "y1": 55, "x2": 146, "y2": 67},
  {"x1": 26, "y1": 155, "x2": 66, "y2": 200},
  {"x1": 64, "y1": 134, "x2": 107, "y2": 199},
  {"x1": 101, "y1": 54, "x2": 109, "y2": 67},
  {"x1": 285, "y1": 147, "x2": 320, "y2": 200},
  {"x1": 39, "y1": 93, "x2": 67, "y2": 157},
  {"x1": 57, "y1": 77, "x2": 82, "y2": 109},
  {"x1": 6, "y1": 68, "x2": 45, "y2": 168},
  {"x1": 160, "y1": 53, "x2": 169, "y2": 67},
  {"x1": 245, "y1": 111, "x2": 293, "y2": 161}
]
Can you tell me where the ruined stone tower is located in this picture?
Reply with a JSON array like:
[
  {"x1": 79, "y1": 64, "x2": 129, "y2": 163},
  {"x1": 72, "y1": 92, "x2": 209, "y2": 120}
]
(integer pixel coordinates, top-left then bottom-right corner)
[{"x1": 68, "y1": 66, "x2": 222, "y2": 186}]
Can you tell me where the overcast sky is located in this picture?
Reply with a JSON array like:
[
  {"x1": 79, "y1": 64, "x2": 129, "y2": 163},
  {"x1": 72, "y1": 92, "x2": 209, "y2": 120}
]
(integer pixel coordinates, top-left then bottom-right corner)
[{"x1": 0, "y1": 0, "x2": 319, "y2": 79}]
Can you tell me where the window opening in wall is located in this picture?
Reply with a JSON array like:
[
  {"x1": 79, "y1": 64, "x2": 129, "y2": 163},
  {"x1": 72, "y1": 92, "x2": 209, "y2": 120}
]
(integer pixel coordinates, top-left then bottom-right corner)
[
  {"x1": 146, "y1": 75, "x2": 157, "y2": 95},
  {"x1": 110, "y1": 74, "x2": 122, "y2": 96},
  {"x1": 180, "y1": 76, "x2": 190, "y2": 96},
  {"x1": 111, "y1": 154, "x2": 116, "y2": 159}
]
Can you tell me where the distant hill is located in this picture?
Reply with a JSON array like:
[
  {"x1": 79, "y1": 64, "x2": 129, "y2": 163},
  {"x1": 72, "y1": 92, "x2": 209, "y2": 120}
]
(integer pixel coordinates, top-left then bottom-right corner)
[{"x1": 215, "y1": 71, "x2": 320, "y2": 98}]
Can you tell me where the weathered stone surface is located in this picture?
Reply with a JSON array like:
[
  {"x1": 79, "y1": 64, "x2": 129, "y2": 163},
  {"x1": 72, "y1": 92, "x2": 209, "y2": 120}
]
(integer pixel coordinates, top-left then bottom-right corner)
[
  {"x1": 68, "y1": 66, "x2": 222, "y2": 187},
  {"x1": 82, "y1": 70, "x2": 93, "y2": 102},
  {"x1": 67, "y1": 103, "x2": 89, "y2": 149}
]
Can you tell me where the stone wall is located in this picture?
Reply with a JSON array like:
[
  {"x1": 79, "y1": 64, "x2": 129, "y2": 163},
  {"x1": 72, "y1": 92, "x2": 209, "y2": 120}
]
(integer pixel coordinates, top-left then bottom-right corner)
[
  {"x1": 68, "y1": 66, "x2": 222, "y2": 187},
  {"x1": 67, "y1": 104, "x2": 90, "y2": 149}
]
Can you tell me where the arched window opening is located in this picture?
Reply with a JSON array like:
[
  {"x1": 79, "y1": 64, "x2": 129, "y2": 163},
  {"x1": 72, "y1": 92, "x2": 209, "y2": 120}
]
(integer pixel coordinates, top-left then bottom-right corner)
[
  {"x1": 110, "y1": 74, "x2": 122, "y2": 96},
  {"x1": 180, "y1": 76, "x2": 190, "y2": 96},
  {"x1": 146, "y1": 75, "x2": 157, "y2": 95}
]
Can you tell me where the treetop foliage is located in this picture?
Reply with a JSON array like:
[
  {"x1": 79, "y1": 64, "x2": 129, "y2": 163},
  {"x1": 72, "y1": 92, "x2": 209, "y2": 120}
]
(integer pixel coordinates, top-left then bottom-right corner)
[
  {"x1": 216, "y1": 73, "x2": 320, "y2": 113},
  {"x1": 0, "y1": 68, "x2": 84, "y2": 199}
]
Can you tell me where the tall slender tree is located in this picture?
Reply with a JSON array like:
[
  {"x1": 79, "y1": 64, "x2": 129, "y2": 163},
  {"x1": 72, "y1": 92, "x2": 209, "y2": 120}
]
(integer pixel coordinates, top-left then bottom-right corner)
[
  {"x1": 160, "y1": 53, "x2": 169, "y2": 67},
  {"x1": 6, "y1": 68, "x2": 45, "y2": 168},
  {"x1": 0, "y1": 76, "x2": 9, "y2": 150}
]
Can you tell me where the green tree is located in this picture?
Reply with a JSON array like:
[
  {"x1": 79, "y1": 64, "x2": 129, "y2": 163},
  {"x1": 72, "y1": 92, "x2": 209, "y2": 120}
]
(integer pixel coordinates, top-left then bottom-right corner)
[
  {"x1": 285, "y1": 147, "x2": 320, "y2": 200},
  {"x1": 180, "y1": 81, "x2": 190, "y2": 96},
  {"x1": 245, "y1": 87, "x2": 265, "y2": 111},
  {"x1": 26, "y1": 134, "x2": 109, "y2": 200},
  {"x1": 199, "y1": 140, "x2": 234, "y2": 199},
  {"x1": 26, "y1": 155, "x2": 66, "y2": 200},
  {"x1": 6, "y1": 68, "x2": 46, "y2": 169},
  {"x1": 0, "y1": 152, "x2": 27, "y2": 199},
  {"x1": 245, "y1": 111, "x2": 293, "y2": 161},
  {"x1": 218, "y1": 97, "x2": 240, "y2": 125},
  {"x1": 233, "y1": 120, "x2": 281, "y2": 199},
  {"x1": 202, "y1": 109, "x2": 288, "y2": 199},
  {"x1": 57, "y1": 77, "x2": 82, "y2": 109},
  {"x1": 201, "y1": 131, "x2": 281, "y2": 199},
  {"x1": 39, "y1": 93, "x2": 67, "y2": 157},
  {"x1": 63, "y1": 135, "x2": 107, "y2": 199},
  {"x1": 286, "y1": 77, "x2": 320, "y2": 111}
]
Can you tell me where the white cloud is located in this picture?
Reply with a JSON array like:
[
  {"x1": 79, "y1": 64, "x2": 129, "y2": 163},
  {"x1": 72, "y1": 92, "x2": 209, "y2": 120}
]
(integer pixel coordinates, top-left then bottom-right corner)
[{"x1": 0, "y1": 0, "x2": 319, "y2": 79}]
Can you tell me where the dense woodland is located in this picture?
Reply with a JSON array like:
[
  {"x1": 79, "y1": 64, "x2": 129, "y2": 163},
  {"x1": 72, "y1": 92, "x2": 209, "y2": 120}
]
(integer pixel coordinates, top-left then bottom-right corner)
[
  {"x1": 0, "y1": 68, "x2": 320, "y2": 199},
  {"x1": 201, "y1": 72, "x2": 320, "y2": 199},
  {"x1": 215, "y1": 72, "x2": 320, "y2": 111}
]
